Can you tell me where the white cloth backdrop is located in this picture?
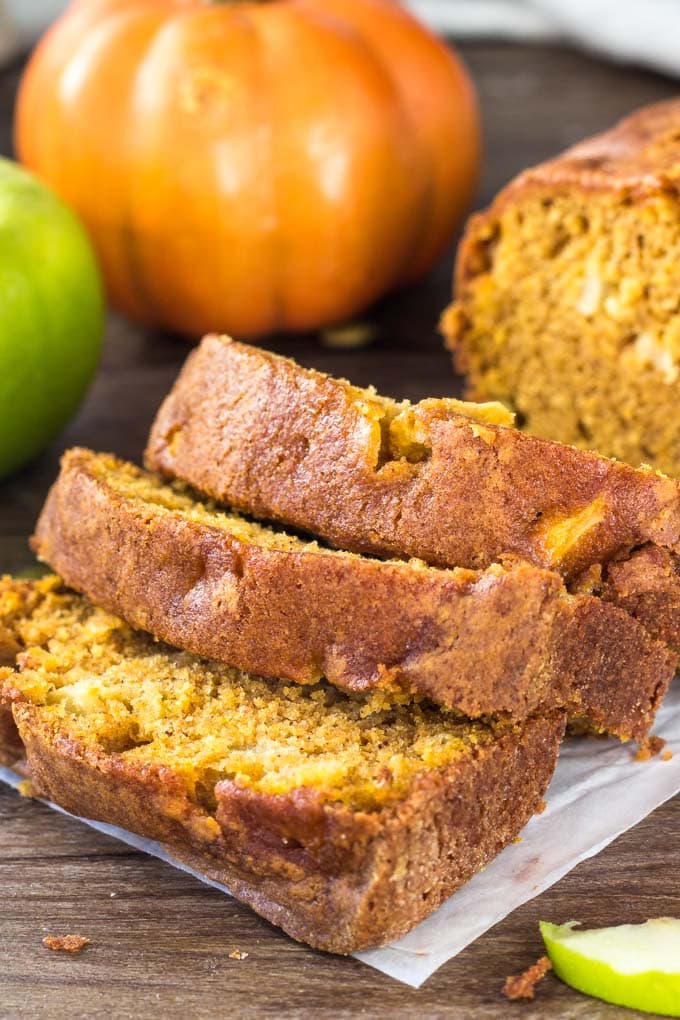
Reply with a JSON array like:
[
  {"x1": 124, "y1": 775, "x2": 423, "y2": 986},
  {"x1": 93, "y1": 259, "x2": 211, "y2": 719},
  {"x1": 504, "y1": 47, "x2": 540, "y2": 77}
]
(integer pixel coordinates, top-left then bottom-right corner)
[
  {"x1": 1, "y1": 1, "x2": 680, "y2": 77},
  {"x1": 409, "y1": 0, "x2": 680, "y2": 77}
]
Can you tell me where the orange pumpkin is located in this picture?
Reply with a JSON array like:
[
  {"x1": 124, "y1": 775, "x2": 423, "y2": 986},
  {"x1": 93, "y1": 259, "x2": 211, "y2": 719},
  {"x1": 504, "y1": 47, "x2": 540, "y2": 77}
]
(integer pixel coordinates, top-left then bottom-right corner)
[{"x1": 16, "y1": 0, "x2": 480, "y2": 338}]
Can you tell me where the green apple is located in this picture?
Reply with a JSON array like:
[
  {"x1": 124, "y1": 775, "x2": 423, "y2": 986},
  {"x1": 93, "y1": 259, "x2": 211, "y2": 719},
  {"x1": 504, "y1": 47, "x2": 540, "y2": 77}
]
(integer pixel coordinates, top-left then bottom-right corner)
[
  {"x1": 0, "y1": 158, "x2": 103, "y2": 479},
  {"x1": 541, "y1": 918, "x2": 680, "y2": 1016}
]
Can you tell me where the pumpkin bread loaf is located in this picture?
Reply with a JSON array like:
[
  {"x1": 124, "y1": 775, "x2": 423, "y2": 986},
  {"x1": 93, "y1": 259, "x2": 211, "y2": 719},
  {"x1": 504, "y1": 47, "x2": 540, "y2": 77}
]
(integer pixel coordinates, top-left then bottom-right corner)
[
  {"x1": 31, "y1": 448, "x2": 675, "y2": 741},
  {"x1": 444, "y1": 99, "x2": 680, "y2": 476},
  {"x1": 145, "y1": 336, "x2": 680, "y2": 656},
  {"x1": 0, "y1": 577, "x2": 565, "y2": 953}
]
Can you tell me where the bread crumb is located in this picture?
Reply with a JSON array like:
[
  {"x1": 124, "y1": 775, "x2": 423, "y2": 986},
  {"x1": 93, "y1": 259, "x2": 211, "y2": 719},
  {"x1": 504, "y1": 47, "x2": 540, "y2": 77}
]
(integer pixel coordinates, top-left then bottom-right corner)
[
  {"x1": 634, "y1": 735, "x2": 666, "y2": 761},
  {"x1": 42, "y1": 935, "x2": 89, "y2": 954},
  {"x1": 662, "y1": 750, "x2": 673, "y2": 761},
  {"x1": 17, "y1": 779, "x2": 37, "y2": 798},
  {"x1": 512, "y1": 835, "x2": 523, "y2": 844},
  {"x1": 502, "y1": 955, "x2": 552, "y2": 1000},
  {"x1": 569, "y1": 563, "x2": 602, "y2": 596},
  {"x1": 320, "y1": 322, "x2": 378, "y2": 349},
  {"x1": 228, "y1": 949, "x2": 249, "y2": 961},
  {"x1": 536, "y1": 799, "x2": 547, "y2": 815}
]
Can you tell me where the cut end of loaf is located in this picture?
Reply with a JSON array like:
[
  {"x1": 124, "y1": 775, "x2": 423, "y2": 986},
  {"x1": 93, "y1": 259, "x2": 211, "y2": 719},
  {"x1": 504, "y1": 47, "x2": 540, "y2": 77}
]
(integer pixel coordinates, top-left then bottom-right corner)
[{"x1": 446, "y1": 181, "x2": 680, "y2": 476}]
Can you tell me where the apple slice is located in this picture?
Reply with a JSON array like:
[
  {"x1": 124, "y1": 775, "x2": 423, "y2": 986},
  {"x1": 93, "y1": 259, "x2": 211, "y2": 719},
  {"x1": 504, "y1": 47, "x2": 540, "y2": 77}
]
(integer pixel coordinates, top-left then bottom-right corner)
[{"x1": 540, "y1": 918, "x2": 680, "y2": 1016}]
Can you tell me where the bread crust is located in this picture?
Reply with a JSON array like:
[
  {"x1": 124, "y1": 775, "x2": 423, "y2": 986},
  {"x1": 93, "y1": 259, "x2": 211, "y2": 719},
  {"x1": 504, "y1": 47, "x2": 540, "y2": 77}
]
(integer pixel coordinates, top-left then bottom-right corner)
[
  {"x1": 603, "y1": 545, "x2": 680, "y2": 652},
  {"x1": 0, "y1": 702, "x2": 22, "y2": 766},
  {"x1": 145, "y1": 336, "x2": 680, "y2": 654},
  {"x1": 491, "y1": 98, "x2": 680, "y2": 201},
  {"x1": 32, "y1": 449, "x2": 675, "y2": 739},
  {"x1": 6, "y1": 701, "x2": 564, "y2": 953}
]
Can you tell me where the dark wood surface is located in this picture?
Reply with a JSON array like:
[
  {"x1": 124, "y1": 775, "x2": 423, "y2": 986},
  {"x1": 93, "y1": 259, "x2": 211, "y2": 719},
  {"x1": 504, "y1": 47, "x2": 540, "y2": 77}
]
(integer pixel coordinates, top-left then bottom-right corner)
[{"x1": 1, "y1": 41, "x2": 679, "y2": 1019}]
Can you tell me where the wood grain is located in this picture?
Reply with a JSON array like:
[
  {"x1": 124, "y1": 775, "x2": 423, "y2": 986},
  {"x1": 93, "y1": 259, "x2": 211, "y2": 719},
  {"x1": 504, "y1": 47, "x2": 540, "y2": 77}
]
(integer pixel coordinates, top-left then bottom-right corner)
[{"x1": 1, "y1": 41, "x2": 678, "y2": 1018}]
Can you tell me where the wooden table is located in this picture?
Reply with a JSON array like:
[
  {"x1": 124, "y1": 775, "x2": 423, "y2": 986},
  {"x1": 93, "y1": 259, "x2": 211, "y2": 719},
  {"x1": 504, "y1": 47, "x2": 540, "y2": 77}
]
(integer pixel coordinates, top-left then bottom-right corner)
[{"x1": 1, "y1": 42, "x2": 678, "y2": 1019}]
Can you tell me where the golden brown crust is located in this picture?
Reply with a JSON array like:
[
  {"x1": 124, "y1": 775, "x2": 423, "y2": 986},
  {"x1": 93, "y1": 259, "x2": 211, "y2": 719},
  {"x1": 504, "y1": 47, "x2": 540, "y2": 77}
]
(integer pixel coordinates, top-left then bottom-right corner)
[
  {"x1": 0, "y1": 701, "x2": 22, "y2": 766},
  {"x1": 501, "y1": 98, "x2": 680, "y2": 200},
  {"x1": 145, "y1": 336, "x2": 680, "y2": 653},
  {"x1": 602, "y1": 545, "x2": 680, "y2": 652},
  {"x1": 7, "y1": 702, "x2": 564, "y2": 953},
  {"x1": 31, "y1": 449, "x2": 675, "y2": 739},
  {"x1": 542, "y1": 596, "x2": 671, "y2": 741}
]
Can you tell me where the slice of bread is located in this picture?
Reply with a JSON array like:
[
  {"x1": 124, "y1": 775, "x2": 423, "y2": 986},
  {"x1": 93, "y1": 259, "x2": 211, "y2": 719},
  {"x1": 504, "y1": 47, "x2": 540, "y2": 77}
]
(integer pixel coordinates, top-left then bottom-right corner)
[
  {"x1": 145, "y1": 336, "x2": 680, "y2": 656},
  {"x1": 443, "y1": 99, "x2": 680, "y2": 477},
  {"x1": 0, "y1": 578, "x2": 42, "y2": 764},
  {"x1": 0, "y1": 577, "x2": 565, "y2": 953},
  {"x1": 31, "y1": 450, "x2": 675, "y2": 740}
]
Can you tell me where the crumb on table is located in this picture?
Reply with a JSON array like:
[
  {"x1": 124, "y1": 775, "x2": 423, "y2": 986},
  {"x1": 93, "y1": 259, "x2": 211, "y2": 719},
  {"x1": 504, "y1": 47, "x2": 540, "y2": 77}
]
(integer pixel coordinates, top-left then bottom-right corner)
[
  {"x1": 320, "y1": 322, "x2": 378, "y2": 349},
  {"x1": 42, "y1": 934, "x2": 90, "y2": 954},
  {"x1": 634, "y1": 735, "x2": 666, "y2": 762},
  {"x1": 502, "y1": 955, "x2": 552, "y2": 1001},
  {"x1": 662, "y1": 750, "x2": 673, "y2": 761},
  {"x1": 228, "y1": 949, "x2": 249, "y2": 961}
]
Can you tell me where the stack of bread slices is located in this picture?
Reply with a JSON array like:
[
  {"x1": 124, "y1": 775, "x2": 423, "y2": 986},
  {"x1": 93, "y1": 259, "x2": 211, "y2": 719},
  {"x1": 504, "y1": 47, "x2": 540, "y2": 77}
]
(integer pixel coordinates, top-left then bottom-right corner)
[{"x1": 1, "y1": 335, "x2": 679, "y2": 953}]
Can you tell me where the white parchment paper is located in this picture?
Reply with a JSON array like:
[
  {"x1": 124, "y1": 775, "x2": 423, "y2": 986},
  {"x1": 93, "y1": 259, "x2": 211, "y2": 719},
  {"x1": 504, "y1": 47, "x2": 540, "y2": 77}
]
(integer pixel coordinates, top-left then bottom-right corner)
[{"x1": 3, "y1": 685, "x2": 680, "y2": 989}]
